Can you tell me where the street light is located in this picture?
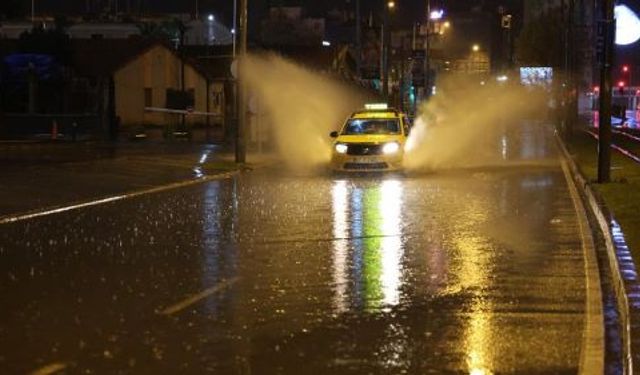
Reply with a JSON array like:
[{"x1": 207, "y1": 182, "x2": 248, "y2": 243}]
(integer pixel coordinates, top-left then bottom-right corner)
[
  {"x1": 622, "y1": 65, "x2": 633, "y2": 87},
  {"x1": 429, "y1": 9, "x2": 444, "y2": 20},
  {"x1": 472, "y1": 44, "x2": 480, "y2": 52},
  {"x1": 381, "y1": 0, "x2": 395, "y2": 100}
]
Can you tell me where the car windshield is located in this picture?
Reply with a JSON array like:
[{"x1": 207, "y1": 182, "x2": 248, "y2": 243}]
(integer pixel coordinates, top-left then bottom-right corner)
[{"x1": 341, "y1": 119, "x2": 400, "y2": 135}]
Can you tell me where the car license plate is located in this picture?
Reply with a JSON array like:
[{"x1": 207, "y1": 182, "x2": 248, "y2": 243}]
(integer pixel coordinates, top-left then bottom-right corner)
[{"x1": 353, "y1": 157, "x2": 379, "y2": 163}]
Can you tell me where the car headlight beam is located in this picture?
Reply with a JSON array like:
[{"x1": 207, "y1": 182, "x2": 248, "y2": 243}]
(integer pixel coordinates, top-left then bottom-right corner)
[
  {"x1": 335, "y1": 143, "x2": 348, "y2": 154},
  {"x1": 382, "y1": 142, "x2": 400, "y2": 154}
]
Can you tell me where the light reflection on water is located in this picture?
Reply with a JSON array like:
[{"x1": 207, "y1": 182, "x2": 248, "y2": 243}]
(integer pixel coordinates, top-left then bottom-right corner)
[
  {"x1": 330, "y1": 179, "x2": 405, "y2": 313},
  {"x1": 331, "y1": 180, "x2": 349, "y2": 313},
  {"x1": 448, "y1": 192, "x2": 494, "y2": 374}
]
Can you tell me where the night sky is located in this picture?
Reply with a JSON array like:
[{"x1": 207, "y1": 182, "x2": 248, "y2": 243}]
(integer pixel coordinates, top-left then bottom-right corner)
[{"x1": 31, "y1": 1, "x2": 521, "y2": 27}]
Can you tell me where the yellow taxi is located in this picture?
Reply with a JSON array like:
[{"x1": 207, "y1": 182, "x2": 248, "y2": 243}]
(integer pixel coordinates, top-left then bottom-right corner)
[{"x1": 329, "y1": 103, "x2": 411, "y2": 171}]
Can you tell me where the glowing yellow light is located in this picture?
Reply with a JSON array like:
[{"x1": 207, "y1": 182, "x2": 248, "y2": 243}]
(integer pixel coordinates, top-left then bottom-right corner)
[
  {"x1": 472, "y1": 44, "x2": 480, "y2": 52},
  {"x1": 365, "y1": 103, "x2": 388, "y2": 110},
  {"x1": 387, "y1": 1, "x2": 395, "y2": 9},
  {"x1": 444, "y1": 21, "x2": 451, "y2": 28}
]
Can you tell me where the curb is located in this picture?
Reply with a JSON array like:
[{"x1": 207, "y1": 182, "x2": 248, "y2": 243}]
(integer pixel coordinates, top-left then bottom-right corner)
[{"x1": 555, "y1": 131, "x2": 634, "y2": 374}]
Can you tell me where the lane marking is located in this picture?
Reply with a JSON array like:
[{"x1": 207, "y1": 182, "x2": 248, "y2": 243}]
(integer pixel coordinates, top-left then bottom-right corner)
[
  {"x1": 29, "y1": 362, "x2": 68, "y2": 375},
  {"x1": 0, "y1": 171, "x2": 238, "y2": 225},
  {"x1": 555, "y1": 136, "x2": 605, "y2": 375},
  {"x1": 159, "y1": 277, "x2": 239, "y2": 316}
]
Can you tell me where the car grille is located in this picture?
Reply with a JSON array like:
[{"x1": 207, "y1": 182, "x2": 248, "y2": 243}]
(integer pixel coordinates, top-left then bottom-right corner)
[
  {"x1": 343, "y1": 162, "x2": 389, "y2": 170},
  {"x1": 346, "y1": 143, "x2": 384, "y2": 155}
]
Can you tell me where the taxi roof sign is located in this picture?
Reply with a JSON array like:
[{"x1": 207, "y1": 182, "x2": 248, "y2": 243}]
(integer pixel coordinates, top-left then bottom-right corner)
[{"x1": 364, "y1": 103, "x2": 388, "y2": 110}]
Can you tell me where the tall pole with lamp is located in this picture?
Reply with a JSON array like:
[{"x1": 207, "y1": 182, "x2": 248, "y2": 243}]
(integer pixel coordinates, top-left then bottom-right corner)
[
  {"x1": 382, "y1": 1, "x2": 394, "y2": 101},
  {"x1": 598, "y1": 0, "x2": 614, "y2": 183},
  {"x1": 424, "y1": 0, "x2": 431, "y2": 99},
  {"x1": 236, "y1": 0, "x2": 248, "y2": 163},
  {"x1": 356, "y1": 0, "x2": 361, "y2": 79}
]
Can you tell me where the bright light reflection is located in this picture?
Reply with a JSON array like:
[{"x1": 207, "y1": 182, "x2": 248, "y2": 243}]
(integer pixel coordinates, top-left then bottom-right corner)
[
  {"x1": 467, "y1": 311, "x2": 493, "y2": 375},
  {"x1": 379, "y1": 179, "x2": 403, "y2": 306},
  {"x1": 501, "y1": 135, "x2": 508, "y2": 160},
  {"x1": 332, "y1": 180, "x2": 350, "y2": 312},
  {"x1": 615, "y1": 5, "x2": 640, "y2": 45}
]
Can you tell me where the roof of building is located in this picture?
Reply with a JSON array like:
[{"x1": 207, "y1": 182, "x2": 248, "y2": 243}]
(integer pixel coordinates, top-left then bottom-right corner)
[{"x1": 70, "y1": 37, "x2": 217, "y2": 80}]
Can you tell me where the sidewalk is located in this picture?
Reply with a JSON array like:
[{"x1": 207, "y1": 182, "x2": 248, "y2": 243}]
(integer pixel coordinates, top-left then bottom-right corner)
[
  {"x1": 560, "y1": 123, "x2": 640, "y2": 372},
  {"x1": 565, "y1": 128, "x2": 640, "y2": 268}
]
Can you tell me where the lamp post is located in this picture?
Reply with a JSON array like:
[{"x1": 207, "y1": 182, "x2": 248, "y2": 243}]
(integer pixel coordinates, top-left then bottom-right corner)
[
  {"x1": 623, "y1": 65, "x2": 632, "y2": 87},
  {"x1": 355, "y1": 0, "x2": 361, "y2": 79},
  {"x1": 424, "y1": 3, "x2": 445, "y2": 99},
  {"x1": 382, "y1": 1, "x2": 395, "y2": 100},
  {"x1": 598, "y1": 0, "x2": 615, "y2": 183},
  {"x1": 236, "y1": 0, "x2": 248, "y2": 163}
]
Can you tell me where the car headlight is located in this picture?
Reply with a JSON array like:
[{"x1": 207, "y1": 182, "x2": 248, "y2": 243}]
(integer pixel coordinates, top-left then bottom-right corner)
[
  {"x1": 382, "y1": 142, "x2": 400, "y2": 154},
  {"x1": 335, "y1": 143, "x2": 348, "y2": 154}
]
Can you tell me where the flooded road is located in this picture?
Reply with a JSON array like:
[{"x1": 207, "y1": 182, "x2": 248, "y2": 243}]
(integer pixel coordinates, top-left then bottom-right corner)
[{"x1": 0, "y1": 123, "x2": 590, "y2": 374}]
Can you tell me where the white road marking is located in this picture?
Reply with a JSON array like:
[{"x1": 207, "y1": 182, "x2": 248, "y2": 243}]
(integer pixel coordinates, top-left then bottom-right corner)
[
  {"x1": 159, "y1": 277, "x2": 239, "y2": 315},
  {"x1": 29, "y1": 362, "x2": 68, "y2": 375},
  {"x1": 0, "y1": 171, "x2": 238, "y2": 225}
]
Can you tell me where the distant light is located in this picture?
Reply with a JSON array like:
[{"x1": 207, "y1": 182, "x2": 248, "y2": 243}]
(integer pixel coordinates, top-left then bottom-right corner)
[
  {"x1": 618, "y1": 80, "x2": 626, "y2": 87},
  {"x1": 472, "y1": 44, "x2": 480, "y2": 52},
  {"x1": 387, "y1": 1, "x2": 396, "y2": 10},
  {"x1": 231, "y1": 28, "x2": 236, "y2": 34},
  {"x1": 443, "y1": 21, "x2": 451, "y2": 28},
  {"x1": 365, "y1": 103, "x2": 388, "y2": 110},
  {"x1": 497, "y1": 75, "x2": 508, "y2": 82},
  {"x1": 430, "y1": 9, "x2": 444, "y2": 20},
  {"x1": 615, "y1": 5, "x2": 640, "y2": 45},
  {"x1": 322, "y1": 40, "x2": 331, "y2": 46},
  {"x1": 207, "y1": 14, "x2": 214, "y2": 22},
  {"x1": 480, "y1": 81, "x2": 486, "y2": 85},
  {"x1": 623, "y1": 65, "x2": 630, "y2": 72},
  {"x1": 593, "y1": 86, "x2": 600, "y2": 92}
]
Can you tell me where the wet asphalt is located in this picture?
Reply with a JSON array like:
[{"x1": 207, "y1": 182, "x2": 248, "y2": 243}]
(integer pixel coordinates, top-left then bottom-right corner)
[{"x1": 0, "y1": 123, "x2": 590, "y2": 374}]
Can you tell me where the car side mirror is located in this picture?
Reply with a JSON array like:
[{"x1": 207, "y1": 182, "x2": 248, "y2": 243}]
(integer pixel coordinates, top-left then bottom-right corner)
[{"x1": 330, "y1": 131, "x2": 339, "y2": 138}]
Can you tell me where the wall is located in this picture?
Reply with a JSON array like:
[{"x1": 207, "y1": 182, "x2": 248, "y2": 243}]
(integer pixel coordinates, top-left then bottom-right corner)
[{"x1": 114, "y1": 44, "x2": 224, "y2": 136}]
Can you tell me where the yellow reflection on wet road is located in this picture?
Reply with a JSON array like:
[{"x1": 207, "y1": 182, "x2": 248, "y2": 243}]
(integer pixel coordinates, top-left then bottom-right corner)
[
  {"x1": 379, "y1": 180, "x2": 403, "y2": 306},
  {"x1": 449, "y1": 199, "x2": 494, "y2": 374},
  {"x1": 330, "y1": 179, "x2": 405, "y2": 312},
  {"x1": 331, "y1": 180, "x2": 349, "y2": 313}
]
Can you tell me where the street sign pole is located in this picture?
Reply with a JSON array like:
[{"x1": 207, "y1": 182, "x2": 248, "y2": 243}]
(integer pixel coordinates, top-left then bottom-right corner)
[
  {"x1": 597, "y1": 0, "x2": 614, "y2": 183},
  {"x1": 236, "y1": 0, "x2": 248, "y2": 164}
]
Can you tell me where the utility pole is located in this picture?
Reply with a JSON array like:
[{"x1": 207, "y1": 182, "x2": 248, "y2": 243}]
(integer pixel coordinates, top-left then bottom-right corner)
[
  {"x1": 355, "y1": 0, "x2": 362, "y2": 79},
  {"x1": 598, "y1": 0, "x2": 614, "y2": 183},
  {"x1": 424, "y1": 0, "x2": 431, "y2": 99},
  {"x1": 236, "y1": 0, "x2": 248, "y2": 163},
  {"x1": 233, "y1": 0, "x2": 237, "y2": 58},
  {"x1": 382, "y1": 3, "x2": 391, "y2": 100}
]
